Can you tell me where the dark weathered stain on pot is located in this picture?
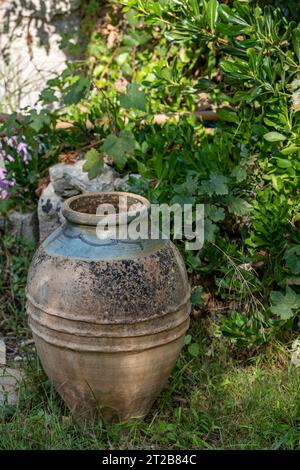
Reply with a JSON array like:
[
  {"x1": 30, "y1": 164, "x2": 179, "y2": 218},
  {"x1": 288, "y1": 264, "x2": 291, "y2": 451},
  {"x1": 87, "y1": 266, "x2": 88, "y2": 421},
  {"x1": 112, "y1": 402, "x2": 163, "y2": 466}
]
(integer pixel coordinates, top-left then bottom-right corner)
[{"x1": 28, "y1": 241, "x2": 188, "y2": 322}]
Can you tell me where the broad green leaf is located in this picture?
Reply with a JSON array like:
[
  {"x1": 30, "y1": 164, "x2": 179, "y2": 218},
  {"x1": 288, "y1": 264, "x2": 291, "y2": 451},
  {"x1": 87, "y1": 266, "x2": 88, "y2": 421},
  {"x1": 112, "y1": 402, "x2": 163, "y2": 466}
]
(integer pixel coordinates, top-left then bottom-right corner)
[
  {"x1": 29, "y1": 110, "x2": 51, "y2": 132},
  {"x1": 154, "y1": 66, "x2": 172, "y2": 81},
  {"x1": 216, "y1": 107, "x2": 239, "y2": 123},
  {"x1": 270, "y1": 174, "x2": 284, "y2": 192},
  {"x1": 191, "y1": 287, "x2": 205, "y2": 306},
  {"x1": 247, "y1": 48, "x2": 257, "y2": 71},
  {"x1": 188, "y1": 342, "x2": 200, "y2": 357},
  {"x1": 151, "y1": 1, "x2": 162, "y2": 17},
  {"x1": 220, "y1": 59, "x2": 250, "y2": 79},
  {"x1": 2, "y1": 112, "x2": 20, "y2": 136},
  {"x1": 262, "y1": 56, "x2": 273, "y2": 82},
  {"x1": 205, "y1": 204, "x2": 225, "y2": 222},
  {"x1": 263, "y1": 132, "x2": 287, "y2": 142},
  {"x1": 119, "y1": 83, "x2": 147, "y2": 111},
  {"x1": 172, "y1": 176, "x2": 197, "y2": 204},
  {"x1": 194, "y1": 78, "x2": 216, "y2": 91},
  {"x1": 292, "y1": 27, "x2": 300, "y2": 63},
  {"x1": 116, "y1": 52, "x2": 130, "y2": 65},
  {"x1": 270, "y1": 287, "x2": 300, "y2": 320},
  {"x1": 200, "y1": 174, "x2": 229, "y2": 196},
  {"x1": 204, "y1": 219, "x2": 219, "y2": 242},
  {"x1": 101, "y1": 131, "x2": 135, "y2": 170},
  {"x1": 231, "y1": 164, "x2": 247, "y2": 182},
  {"x1": 174, "y1": 177, "x2": 198, "y2": 196},
  {"x1": 275, "y1": 159, "x2": 292, "y2": 169},
  {"x1": 227, "y1": 197, "x2": 251, "y2": 215},
  {"x1": 284, "y1": 246, "x2": 300, "y2": 275},
  {"x1": 125, "y1": 9, "x2": 140, "y2": 28},
  {"x1": 281, "y1": 145, "x2": 299, "y2": 155},
  {"x1": 184, "y1": 334, "x2": 192, "y2": 345},
  {"x1": 218, "y1": 4, "x2": 250, "y2": 27},
  {"x1": 216, "y1": 22, "x2": 246, "y2": 36},
  {"x1": 123, "y1": 31, "x2": 150, "y2": 47},
  {"x1": 83, "y1": 148, "x2": 104, "y2": 179},
  {"x1": 39, "y1": 88, "x2": 57, "y2": 104},
  {"x1": 207, "y1": 0, "x2": 219, "y2": 31},
  {"x1": 188, "y1": 0, "x2": 200, "y2": 17},
  {"x1": 63, "y1": 77, "x2": 90, "y2": 105}
]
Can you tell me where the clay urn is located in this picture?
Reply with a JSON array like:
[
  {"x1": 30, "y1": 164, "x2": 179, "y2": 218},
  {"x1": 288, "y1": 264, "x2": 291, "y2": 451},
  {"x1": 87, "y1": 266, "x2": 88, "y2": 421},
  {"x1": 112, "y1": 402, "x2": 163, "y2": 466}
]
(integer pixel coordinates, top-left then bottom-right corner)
[{"x1": 26, "y1": 192, "x2": 191, "y2": 422}]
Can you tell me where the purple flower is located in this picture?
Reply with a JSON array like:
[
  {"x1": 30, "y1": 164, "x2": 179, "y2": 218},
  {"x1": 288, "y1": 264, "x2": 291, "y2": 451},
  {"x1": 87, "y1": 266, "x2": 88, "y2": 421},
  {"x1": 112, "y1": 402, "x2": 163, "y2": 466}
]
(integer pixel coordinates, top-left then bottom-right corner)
[
  {"x1": 0, "y1": 166, "x2": 14, "y2": 199},
  {"x1": 0, "y1": 166, "x2": 6, "y2": 179},
  {"x1": 0, "y1": 189, "x2": 8, "y2": 199},
  {"x1": 7, "y1": 154, "x2": 14, "y2": 162},
  {"x1": 0, "y1": 169, "x2": 9, "y2": 199},
  {"x1": 17, "y1": 142, "x2": 29, "y2": 163},
  {"x1": 7, "y1": 136, "x2": 17, "y2": 147}
]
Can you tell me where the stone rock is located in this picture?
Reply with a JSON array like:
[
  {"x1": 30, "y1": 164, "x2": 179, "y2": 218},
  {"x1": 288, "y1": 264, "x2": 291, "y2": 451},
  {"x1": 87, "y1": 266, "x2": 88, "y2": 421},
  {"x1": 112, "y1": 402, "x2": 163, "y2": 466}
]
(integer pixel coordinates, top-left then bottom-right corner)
[
  {"x1": 291, "y1": 339, "x2": 300, "y2": 367},
  {"x1": 38, "y1": 182, "x2": 65, "y2": 243},
  {"x1": 0, "y1": 0, "x2": 81, "y2": 110},
  {"x1": 0, "y1": 339, "x2": 5, "y2": 366},
  {"x1": 0, "y1": 367, "x2": 23, "y2": 407},
  {"x1": 13, "y1": 355, "x2": 23, "y2": 363},
  {"x1": 20, "y1": 339, "x2": 35, "y2": 347},
  {"x1": 7, "y1": 209, "x2": 39, "y2": 243},
  {"x1": 49, "y1": 161, "x2": 119, "y2": 198}
]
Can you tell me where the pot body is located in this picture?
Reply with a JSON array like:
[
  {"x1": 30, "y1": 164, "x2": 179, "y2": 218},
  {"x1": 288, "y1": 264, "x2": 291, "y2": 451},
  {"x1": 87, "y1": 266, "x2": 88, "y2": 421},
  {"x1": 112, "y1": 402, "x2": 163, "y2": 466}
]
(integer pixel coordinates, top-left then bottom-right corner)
[{"x1": 26, "y1": 193, "x2": 190, "y2": 422}]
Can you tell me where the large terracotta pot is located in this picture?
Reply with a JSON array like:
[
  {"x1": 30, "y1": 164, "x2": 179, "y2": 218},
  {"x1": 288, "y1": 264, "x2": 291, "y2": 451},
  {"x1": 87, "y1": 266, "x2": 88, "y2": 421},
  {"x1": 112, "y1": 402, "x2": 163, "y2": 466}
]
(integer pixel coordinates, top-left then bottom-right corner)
[{"x1": 26, "y1": 192, "x2": 190, "y2": 422}]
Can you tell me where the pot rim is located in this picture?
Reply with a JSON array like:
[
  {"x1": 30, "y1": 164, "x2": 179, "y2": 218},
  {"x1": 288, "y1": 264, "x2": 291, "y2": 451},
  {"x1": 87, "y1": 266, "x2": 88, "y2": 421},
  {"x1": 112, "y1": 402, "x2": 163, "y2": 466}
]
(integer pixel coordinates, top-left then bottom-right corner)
[{"x1": 62, "y1": 191, "x2": 151, "y2": 226}]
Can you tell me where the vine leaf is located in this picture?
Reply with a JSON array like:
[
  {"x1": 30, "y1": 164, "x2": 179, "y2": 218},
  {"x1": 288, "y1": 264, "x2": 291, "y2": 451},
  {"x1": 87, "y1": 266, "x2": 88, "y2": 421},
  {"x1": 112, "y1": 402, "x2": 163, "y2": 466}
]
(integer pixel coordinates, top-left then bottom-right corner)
[
  {"x1": 101, "y1": 131, "x2": 135, "y2": 170},
  {"x1": 284, "y1": 246, "x2": 300, "y2": 275},
  {"x1": 29, "y1": 110, "x2": 51, "y2": 132},
  {"x1": 270, "y1": 287, "x2": 300, "y2": 320},
  {"x1": 63, "y1": 77, "x2": 90, "y2": 106},
  {"x1": 39, "y1": 88, "x2": 58, "y2": 104},
  {"x1": 83, "y1": 149, "x2": 104, "y2": 179},
  {"x1": 227, "y1": 196, "x2": 251, "y2": 215},
  {"x1": 200, "y1": 174, "x2": 229, "y2": 196},
  {"x1": 204, "y1": 219, "x2": 219, "y2": 242},
  {"x1": 119, "y1": 83, "x2": 147, "y2": 111},
  {"x1": 191, "y1": 287, "x2": 205, "y2": 307},
  {"x1": 205, "y1": 204, "x2": 225, "y2": 222}
]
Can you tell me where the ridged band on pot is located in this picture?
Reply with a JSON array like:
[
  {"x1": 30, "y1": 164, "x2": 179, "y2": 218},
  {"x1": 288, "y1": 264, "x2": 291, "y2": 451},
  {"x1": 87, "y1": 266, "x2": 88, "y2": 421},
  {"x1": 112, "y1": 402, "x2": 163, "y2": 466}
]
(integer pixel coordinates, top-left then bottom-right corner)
[
  {"x1": 26, "y1": 292, "x2": 190, "y2": 336},
  {"x1": 26, "y1": 192, "x2": 191, "y2": 422}
]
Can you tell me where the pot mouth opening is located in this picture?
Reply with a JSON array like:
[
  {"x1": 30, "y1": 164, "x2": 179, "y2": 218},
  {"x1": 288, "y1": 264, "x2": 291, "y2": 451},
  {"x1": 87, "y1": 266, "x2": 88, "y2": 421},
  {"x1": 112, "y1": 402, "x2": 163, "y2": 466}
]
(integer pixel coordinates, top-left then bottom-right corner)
[{"x1": 63, "y1": 192, "x2": 150, "y2": 226}]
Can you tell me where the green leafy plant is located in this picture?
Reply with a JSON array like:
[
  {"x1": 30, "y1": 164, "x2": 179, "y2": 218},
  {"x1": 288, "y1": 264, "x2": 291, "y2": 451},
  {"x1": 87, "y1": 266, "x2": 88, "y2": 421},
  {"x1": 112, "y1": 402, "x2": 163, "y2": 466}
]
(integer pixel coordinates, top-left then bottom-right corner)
[{"x1": 270, "y1": 287, "x2": 300, "y2": 320}]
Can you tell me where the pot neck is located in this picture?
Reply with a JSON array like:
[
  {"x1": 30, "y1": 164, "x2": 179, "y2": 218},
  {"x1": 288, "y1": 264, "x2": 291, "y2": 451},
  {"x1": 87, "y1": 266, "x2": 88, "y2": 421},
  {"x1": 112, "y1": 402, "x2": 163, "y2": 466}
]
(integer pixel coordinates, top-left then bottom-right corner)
[{"x1": 62, "y1": 192, "x2": 150, "y2": 227}]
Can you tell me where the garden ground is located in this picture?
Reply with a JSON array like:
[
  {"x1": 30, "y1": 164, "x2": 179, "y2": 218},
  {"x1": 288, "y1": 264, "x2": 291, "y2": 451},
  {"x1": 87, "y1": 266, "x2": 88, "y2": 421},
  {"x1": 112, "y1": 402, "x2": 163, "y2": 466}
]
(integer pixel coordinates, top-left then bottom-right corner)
[{"x1": 1, "y1": 328, "x2": 300, "y2": 450}]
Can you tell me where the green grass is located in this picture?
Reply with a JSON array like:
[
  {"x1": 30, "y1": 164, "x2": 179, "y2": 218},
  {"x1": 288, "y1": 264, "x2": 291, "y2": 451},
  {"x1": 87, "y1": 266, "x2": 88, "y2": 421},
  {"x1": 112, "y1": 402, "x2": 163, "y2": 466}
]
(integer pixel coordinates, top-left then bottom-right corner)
[{"x1": 1, "y1": 332, "x2": 300, "y2": 450}]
